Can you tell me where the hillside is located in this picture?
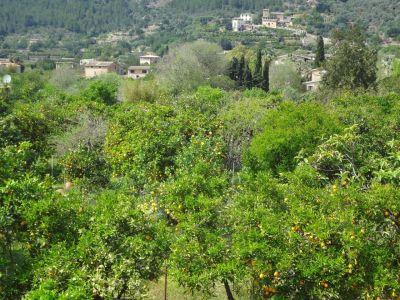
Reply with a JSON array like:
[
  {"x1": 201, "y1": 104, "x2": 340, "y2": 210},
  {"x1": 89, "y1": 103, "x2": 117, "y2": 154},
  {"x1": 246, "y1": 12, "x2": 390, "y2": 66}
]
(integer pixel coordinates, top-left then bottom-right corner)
[
  {"x1": 0, "y1": 0, "x2": 398, "y2": 39},
  {"x1": 319, "y1": 0, "x2": 399, "y2": 39},
  {"x1": 0, "y1": 0, "x2": 142, "y2": 35}
]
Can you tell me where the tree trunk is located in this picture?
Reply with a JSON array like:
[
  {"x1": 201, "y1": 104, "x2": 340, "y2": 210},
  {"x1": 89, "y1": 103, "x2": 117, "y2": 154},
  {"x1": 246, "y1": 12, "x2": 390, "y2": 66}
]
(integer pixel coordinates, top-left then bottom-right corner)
[
  {"x1": 223, "y1": 279, "x2": 235, "y2": 300},
  {"x1": 164, "y1": 265, "x2": 168, "y2": 300}
]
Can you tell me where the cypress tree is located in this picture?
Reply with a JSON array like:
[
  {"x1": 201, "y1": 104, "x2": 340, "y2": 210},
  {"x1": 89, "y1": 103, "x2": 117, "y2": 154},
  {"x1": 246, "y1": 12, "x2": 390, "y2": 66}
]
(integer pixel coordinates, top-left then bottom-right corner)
[
  {"x1": 315, "y1": 35, "x2": 325, "y2": 68},
  {"x1": 261, "y1": 60, "x2": 270, "y2": 92},
  {"x1": 254, "y1": 49, "x2": 263, "y2": 86},
  {"x1": 228, "y1": 57, "x2": 239, "y2": 80},
  {"x1": 237, "y1": 55, "x2": 245, "y2": 86},
  {"x1": 244, "y1": 63, "x2": 253, "y2": 89}
]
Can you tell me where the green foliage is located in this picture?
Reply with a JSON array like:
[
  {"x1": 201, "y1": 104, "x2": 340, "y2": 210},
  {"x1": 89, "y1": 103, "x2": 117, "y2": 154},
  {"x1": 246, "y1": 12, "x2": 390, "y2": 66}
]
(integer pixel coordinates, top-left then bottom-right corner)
[
  {"x1": 156, "y1": 41, "x2": 229, "y2": 92},
  {"x1": 121, "y1": 79, "x2": 161, "y2": 103},
  {"x1": 0, "y1": 0, "x2": 139, "y2": 35},
  {"x1": 269, "y1": 60, "x2": 302, "y2": 92},
  {"x1": 105, "y1": 103, "x2": 189, "y2": 187},
  {"x1": 229, "y1": 168, "x2": 400, "y2": 299},
  {"x1": 157, "y1": 132, "x2": 232, "y2": 296},
  {"x1": 2, "y1": 49, "x2": 400, "y2": 300},
  {"x1": 324, "y1": 25, "x2": 378, "y2": 90},
  {"x1": 261, "y1": 60, "x2": 270, "y2": 92},
  {"x1": 246, "y1": 101, "x2": 342, "y2": 173},
  {"x1": 82, "y1": 76, "x2": 119, "y2": 105},
  {"x1": 60, "y1": 145, "x2": 110, "y2": 188},
  {"x1": 25, "y1": 191, "x2": 169, "y2": 299},
  {"x1": 253, "y1": 49, "x2": 263, "y2": 87},
  {"x1": 0, "y1": 104, "x2": 53, "y2": 154},
  {"x1": 393, "y1": 58, "x2": 400, "y2": 77},
  {"x1": 314, "y1": 35, "x2": 325, "y2": 68}
]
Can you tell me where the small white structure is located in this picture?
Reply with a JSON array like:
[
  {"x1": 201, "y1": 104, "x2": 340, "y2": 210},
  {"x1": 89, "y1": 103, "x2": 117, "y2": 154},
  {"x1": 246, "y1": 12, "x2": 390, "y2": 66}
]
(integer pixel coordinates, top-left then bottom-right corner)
[
  {"x1": 303, "y1": 68, "x2": 326, "y2": 91},
  {"x1": 127, "y1": 66, "x2": 151, "y2": 79},
  {"x1": 139, "y1": 55, "x2": 160, "y2": 65}
]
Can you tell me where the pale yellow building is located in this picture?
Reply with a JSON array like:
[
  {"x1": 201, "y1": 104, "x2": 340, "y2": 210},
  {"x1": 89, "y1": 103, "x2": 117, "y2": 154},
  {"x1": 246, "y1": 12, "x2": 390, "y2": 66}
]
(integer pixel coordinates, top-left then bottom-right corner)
[
  {"x1": 262, "y1": 19, "x2": 278, "y2": 28},
  {"x1": 0, "y1": 59, "x2": 22, "y2": 73}
]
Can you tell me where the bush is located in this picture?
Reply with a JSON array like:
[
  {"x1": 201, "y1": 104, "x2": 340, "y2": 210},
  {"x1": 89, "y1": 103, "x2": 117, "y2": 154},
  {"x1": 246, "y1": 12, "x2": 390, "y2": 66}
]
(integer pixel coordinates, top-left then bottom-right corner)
[
  {"x1": 245, "y1": 101, "x2": 342, "y2": 173},
  {"x1": 121, "y1": 79, "x2": 160, "y2": 103},
  {"x1": 82, "y1": 75, "x2": 120, "y2": 105}
]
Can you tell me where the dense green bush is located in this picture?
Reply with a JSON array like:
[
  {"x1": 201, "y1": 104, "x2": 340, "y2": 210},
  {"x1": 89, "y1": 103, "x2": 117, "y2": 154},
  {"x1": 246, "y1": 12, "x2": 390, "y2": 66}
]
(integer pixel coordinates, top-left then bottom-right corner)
[{"x1": 245, "y1": 101, "x2": 342, "y2": 173}]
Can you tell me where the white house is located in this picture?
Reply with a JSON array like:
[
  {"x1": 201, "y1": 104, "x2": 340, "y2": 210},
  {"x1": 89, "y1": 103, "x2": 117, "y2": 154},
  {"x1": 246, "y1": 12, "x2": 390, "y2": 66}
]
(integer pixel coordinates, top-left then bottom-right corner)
[
  {"x1": 232, "y1": 18, "x2": 246, "y2": 32},
  {"x1": 303, "y1": 68, "x2": 326, "y2": 91},
  {"x1": 127, "y1": 66, "x2": 151, "y2": 79},
  {"x1": 139, "y1": 55, "x2": 160, "y2": 65},
  {"x1": 232, "y1": 13, "x2": 254, "y2": 32}
]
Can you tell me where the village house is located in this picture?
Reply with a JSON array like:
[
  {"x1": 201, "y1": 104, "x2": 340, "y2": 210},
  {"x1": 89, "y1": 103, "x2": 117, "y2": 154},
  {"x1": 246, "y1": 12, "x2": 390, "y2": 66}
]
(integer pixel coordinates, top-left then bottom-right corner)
[
  {"x1": 139, "y1": 55, "x2": 160, "y2": 65},
  {"x1": 232, "y1": 13, "x2": 254, "y2": 32},
  {"x1": 262, "y1": 9, "x2": 293, "y2": 28},
  {"x1": 262, "y1": 18, "x2": 278, "y2": 28},
  {"x1": 232, "y1": 18, "x2": 246, "y2": 32},
  {"x1": 0, "y1": 59, "x2": 22, "y2": 73},
  {"x1": 127, "y1": 65, "x2": 151, "y2": 79},
  {"x1": 84, "y1": 61, "x2": 118, "y2": 79},
  {"x1": 303, "y1": 68, "x2": 326, "y2": 91}
]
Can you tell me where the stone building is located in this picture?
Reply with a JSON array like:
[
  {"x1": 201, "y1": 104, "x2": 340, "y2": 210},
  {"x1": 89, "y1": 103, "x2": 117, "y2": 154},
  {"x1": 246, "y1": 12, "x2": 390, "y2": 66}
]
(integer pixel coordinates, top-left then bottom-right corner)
[
  {"x1": 84, "y1": 61, "x2": 118, "y2": 79},
  {"x1": 127, "y1": 66, "x2": 151, "y2": 79},
  {"x1": 303, "y1": 68, "x2": 326, "y2": 91}
]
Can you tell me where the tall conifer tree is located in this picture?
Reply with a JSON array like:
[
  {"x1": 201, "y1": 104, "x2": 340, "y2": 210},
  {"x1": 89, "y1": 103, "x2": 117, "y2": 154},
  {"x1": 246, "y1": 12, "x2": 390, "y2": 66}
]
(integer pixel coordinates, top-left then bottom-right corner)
[
  {"x1": 254, "y1": 49, "x2": 263, "y2": 86},
  {"x1": 261, "y1": 60, "x2": 270, "y2": 92},
  {"x1": 237, "y1": 56, "x2": 245, "y2": 87},
  {"x1": 244, "y1": 63, "x2": 253, "y2": 89},
  {"x1": 228, "y1": 57, "x2": 239, "y2": 80},
  {"x1": 315, "y1": 35, "x2": 325, "y2": 68}
]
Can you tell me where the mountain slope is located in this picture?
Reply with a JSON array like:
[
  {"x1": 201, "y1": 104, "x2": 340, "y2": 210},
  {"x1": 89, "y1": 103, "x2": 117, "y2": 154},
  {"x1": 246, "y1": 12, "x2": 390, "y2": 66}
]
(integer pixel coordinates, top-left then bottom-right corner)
[
  {"x1": 0, "y1": 0, "x2": 139, "y2": 35},
  {"x1": 0, "y1": 0, "x2": 398, "y2": 39}
]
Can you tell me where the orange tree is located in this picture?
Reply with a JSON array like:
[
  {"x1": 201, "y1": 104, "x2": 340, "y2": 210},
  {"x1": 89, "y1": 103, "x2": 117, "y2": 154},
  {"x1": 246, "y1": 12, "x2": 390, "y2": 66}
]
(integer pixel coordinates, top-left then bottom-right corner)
[
  {"x1": 227, "y1": 94, "x2": 400, "y2": 299},
  {"x1": 0, "y1": 142, "x2": 88, "y2": 299},
  {"x1": 229, "y1": 166, "x2": 400, "y2": 299},
  {"x1": 24, "y1": 189, "x2": 169, "y2": 299},
  {"x1": 104, "y1": 102, "x2": 190, "y2": 188},
  {"x1": 147, "y1": 127, "x2": 240, "y2": 299}
]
